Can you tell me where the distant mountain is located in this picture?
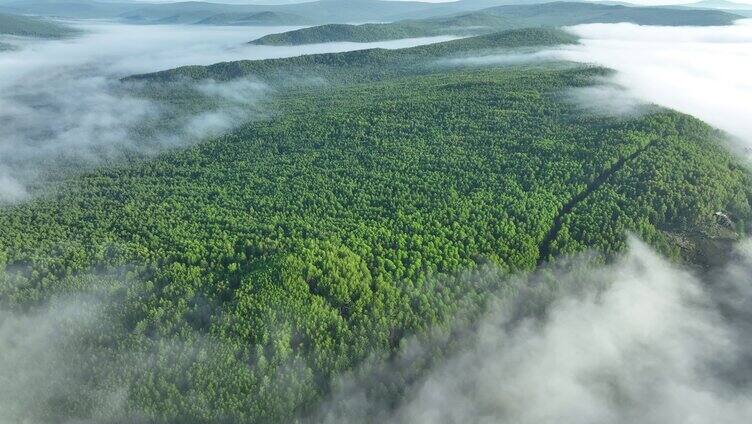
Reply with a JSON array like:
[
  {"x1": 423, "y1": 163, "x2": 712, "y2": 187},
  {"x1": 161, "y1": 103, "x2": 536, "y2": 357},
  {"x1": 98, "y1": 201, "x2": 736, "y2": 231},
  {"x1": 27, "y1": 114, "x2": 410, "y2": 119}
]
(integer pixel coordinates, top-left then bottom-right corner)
[
  {"x1": 383, "y1": 0, "x2": 574, "y2": 20},
  {"x1": 0, "y1": 0, "x2": 565, "y2": 24},
  {"x1": 0, "y1": 0, "x2": 445, "y2": 23},
  {"x1": 4, "y1": 0, "x2": 741, "y2": 27},
  {"x1": 126, "y1": 27, "x2": 578, "y2": 83},
  {"x1": 684, "y1": 0, "x2": 752, "y2": 10},
  {"x1": 0, "y1": 11, "x2": 79, "y2": 37},
  {"x1": 483, "y1": 2, "x2": 740, "y2": 25},
  {"x1": 250, "y1": 13, "x2": 513, "y2": 45},
  {"x1": 195, "y1": 11, "x2": 312, "y2": 26},
  {"x1": 118, "y1": 7, "x2": 312, "y2": 25},
  {"x1": 0, "y1": 0, "x2": 136, "y2": 18},
  {"x1": 251, "y1": 2, "x2": 741, "y2": 46}
]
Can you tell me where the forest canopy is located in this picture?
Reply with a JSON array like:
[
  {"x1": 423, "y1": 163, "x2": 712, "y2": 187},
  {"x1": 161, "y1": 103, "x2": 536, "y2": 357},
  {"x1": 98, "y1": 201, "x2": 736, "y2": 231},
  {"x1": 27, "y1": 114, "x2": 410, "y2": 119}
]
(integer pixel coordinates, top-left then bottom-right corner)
[{"x1": 1, "y1": 23, "x2": 750, "y2": 422}]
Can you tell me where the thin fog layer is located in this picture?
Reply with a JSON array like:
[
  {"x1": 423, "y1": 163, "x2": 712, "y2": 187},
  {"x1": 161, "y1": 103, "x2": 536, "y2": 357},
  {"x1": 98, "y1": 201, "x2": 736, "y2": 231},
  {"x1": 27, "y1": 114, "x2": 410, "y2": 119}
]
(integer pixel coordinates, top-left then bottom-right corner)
[
  {"x1": 438, "y1": 50, "x2": 563, "y2": 67},
  {"x1": 0, "y1": 22, "x2": 458, "y2": 202},
  {"x1": 565, "y1": 82, "x2": 652, "y2": 118},
  {"x1": 319, "y1": 239, "x2": 752, "y2": 423},
  {"x1": 553, "y1": 20, "x2": 752, "y2": 147}
]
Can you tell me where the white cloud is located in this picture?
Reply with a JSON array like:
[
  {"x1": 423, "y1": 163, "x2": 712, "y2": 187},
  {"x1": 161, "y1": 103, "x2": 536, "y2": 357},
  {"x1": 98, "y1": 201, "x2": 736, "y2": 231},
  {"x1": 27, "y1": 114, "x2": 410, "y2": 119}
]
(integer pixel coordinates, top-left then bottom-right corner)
[
  {"x1": 0, "y1": 22, "x2": 457, "y2": 203},
  {"x1": 320, "y1": 239, "x2": 752, "y2": 423},
  {"x1": 565, "y1": 82, "x2": 652, "y2": 117},
  {"x1": 548, "y1": 20, "x2": 752, "y2": 148}
]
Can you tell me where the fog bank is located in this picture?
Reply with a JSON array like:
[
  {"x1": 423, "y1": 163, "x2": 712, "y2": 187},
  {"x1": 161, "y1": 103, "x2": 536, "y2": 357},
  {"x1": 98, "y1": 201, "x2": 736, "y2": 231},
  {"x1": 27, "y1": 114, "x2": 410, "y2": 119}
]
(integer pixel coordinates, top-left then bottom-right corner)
[
  {"x1": 318, "y1": 239, "x2": 752, "y2": 423},
  {"x1": 319, "y1": 20, "x2": 752, "y2": 423},
  {"x1": 554, "y1": 20, "x2": 752, "y2": 148},
  {"x1": 0, "y1": 22, "x2": 457, "y2": 203}
]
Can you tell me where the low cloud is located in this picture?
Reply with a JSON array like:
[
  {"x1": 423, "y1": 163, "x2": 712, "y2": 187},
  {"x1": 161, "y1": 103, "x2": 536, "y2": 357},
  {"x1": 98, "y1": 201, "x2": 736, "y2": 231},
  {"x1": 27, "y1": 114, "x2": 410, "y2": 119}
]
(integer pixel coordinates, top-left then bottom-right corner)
[
  {"x1": 317, "y1": 239, "x2": 752, "y2": 423},
  {"x1": 564, "y1": 82, "x2": 654, "y2": 118},
  {"x1": 5, "y1": 239, "x2": 752, "y2": 423},
  {"x1": 0, "y1": 293, "x2": 118, "y2": 423},
  {"x1": 183, "y1": 79, "x2": 271, "y2": 138},
  {"x1": 551, "y1": 20, "x2": 752, "y2": 149},
  {"x1": 0, "y1": 22, "x2": 457, "y2": 203},
  {"x1": 4, "y1": 17, "x2": 752, "y2": 423}
]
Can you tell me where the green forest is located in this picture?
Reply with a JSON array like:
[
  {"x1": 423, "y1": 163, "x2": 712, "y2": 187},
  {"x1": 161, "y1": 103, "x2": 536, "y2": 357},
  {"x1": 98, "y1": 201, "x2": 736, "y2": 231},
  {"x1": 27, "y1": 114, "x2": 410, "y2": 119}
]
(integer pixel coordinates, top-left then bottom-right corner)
[
  {"x1": 128, "y1": 28, "x2": 579, "y2": 84},
  {"x1": 1, "y1": 25, "x2": 750, "y2": 423}
]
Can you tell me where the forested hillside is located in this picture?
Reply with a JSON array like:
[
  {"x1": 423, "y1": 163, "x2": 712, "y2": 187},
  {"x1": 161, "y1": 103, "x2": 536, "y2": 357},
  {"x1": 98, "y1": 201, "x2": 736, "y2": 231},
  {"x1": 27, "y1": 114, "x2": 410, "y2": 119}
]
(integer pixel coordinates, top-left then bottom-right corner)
[
  {"x1": 1, "y1": 28, "x2": 750, "y2": 423},
  {"x1": 0, "y1": 12, "x2": 78, "y2": 37},
  {"x1": 249, "y1": 13, "x2": 512, "y2": 45},
  {"x1": 250, "y1": 1, "x2": 740, "y2": 45},
  {"x1": 129, "y1": 28, "x2": 579, "y2": 84},
  {"x1": 118, "y1": 8, "x2": 312, "y2": 25}
]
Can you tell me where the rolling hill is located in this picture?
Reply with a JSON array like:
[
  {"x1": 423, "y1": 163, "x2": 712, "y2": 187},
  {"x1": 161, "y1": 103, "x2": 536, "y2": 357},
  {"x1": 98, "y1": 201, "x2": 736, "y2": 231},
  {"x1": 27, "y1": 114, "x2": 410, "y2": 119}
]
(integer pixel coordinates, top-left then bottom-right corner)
[
  {"x1": 0, "y1": 0, "x2": 136, "y2": 19},
  {"x1": 0, "y1": 12, "x2": 78, "y2": 37},
  {"x1": 0, "y1": 0, "x2": 472, "y2": 24},
  {"x1": 128, "y1": 28, "x2": 579, "y2": 83},
  {"x1": 684, "y1": 0, "x2": 752, "y2": 10},
  {"x1": 117, "y1": 6, "x2": 313, "y2": 25},
  {"x1": 4, "y1": 27, "x2": 750, "y2": 422},
  {"x1": 250, "y1": 1, "x2": 741, "y2": 45},
  {"x1": 484, "y1": 1, "x2": 741, "y2": 25},
  {"x1": 250, "y1": 13, "x2": 514, "y2": 45},
  {"x1": 5, "y1": 0, "x2": 684, "y2": 26},
  {"x1": 195, "y1": 11, "x2": 312, "y2": 26}
]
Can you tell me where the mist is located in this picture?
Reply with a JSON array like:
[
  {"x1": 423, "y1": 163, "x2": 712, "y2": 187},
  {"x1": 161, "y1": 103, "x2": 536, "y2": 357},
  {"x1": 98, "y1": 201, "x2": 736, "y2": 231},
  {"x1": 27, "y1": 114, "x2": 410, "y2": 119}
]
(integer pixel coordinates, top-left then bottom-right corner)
[
  {"x1": 0, "y1": 21, "x2": 457, "y2": 203},
  {"x1": 552, "y1": 20, "x2": 752, "y2": 148},
  {"x1": 316, "y1": 239, "x2": 752, "y2": 423},
  {"x1": 4, "y1": 15, "x2": 752, "y2": 424},
  {"x1": 395, "y1": 241, "x2": 752, "y2": 424},
  {"x1": 564, "y1": 82, "x2": 654, "y2": 118},
  {"x1": 312, "y1": 24, "x2": 752, "y2": 421}
]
